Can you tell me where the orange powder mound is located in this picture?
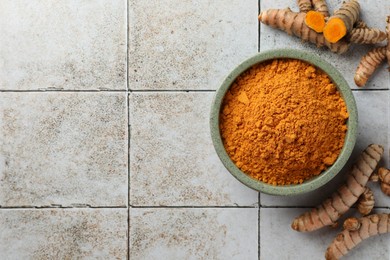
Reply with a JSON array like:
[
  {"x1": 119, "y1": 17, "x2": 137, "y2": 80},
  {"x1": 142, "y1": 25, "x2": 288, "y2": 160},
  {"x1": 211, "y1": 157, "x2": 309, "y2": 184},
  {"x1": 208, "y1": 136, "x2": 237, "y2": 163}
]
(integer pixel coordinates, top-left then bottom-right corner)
[{"x1": 219, "y1": 59, "x2": 349, "y2": 186}]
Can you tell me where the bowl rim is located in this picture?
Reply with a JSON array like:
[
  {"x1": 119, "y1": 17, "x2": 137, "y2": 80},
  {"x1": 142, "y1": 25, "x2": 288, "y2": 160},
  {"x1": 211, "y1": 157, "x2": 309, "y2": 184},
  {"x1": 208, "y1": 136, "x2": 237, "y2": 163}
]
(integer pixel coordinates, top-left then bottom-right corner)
[{"x1": 210, "y1": 49, "x2": 358, "y2": 196}]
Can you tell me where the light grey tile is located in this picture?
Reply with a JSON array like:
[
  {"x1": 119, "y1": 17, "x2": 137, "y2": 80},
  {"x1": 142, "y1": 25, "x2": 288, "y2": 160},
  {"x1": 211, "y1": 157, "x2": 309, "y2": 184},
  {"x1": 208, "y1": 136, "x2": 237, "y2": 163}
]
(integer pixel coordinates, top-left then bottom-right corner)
[
  {"x1": 353, "y1": 91, "x2": 389, "y2": 168},
  {"x1": 0, "y1": 209, "x2": 127, "y2": 259},
  {"x1": 0, "y1": 0, "x2": 126, "y2": 90},
  {"x1": 261, "y1": 90, "x2": 389, "y2": 207},
  {"x1": 128, "y1": 0, "x2": 258, "y2": 90},
  {"x1": 129, "y1": 92, "x2": 258, "y2": 206},
  {"x1": 0, "y1": 93, "x2": 128, "y2": 207},
  {"x1": 260, "y1": 0, "x2": 390, "y2": 89},
  {"x1": 260, "y1": 208, "x2": 390, "y2": 260},
  {"x1": 353, "y1": 90, "x2": 389, "y2": 207},
  {"x1": 130, "y1": 208, "x2": 258, "y2": 260},
  {"x1": 260, "y1": 208, "x2": 338, "y2": 260}
]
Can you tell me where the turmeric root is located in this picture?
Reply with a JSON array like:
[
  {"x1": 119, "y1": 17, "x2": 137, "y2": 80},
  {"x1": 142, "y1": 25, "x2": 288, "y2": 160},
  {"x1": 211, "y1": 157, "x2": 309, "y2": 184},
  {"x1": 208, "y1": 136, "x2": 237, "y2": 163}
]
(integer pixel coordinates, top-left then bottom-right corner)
[
  {"x1": 305, "y1": 11, "x2": 326, "y2": 33},
  {"x1": 348, "y1": 28, "x2": 387, "y2": 44},
  {"x1": 297, "y1": 0, "x2": 312, "y2": 13},
  {"x1": 354, "y1": 20, "x2": 368, "y2": 29},
  {"x1": 258, "y1": 8, "x2": 350, "y2": 54},
  {"x1": 291, "y1": 144, "x2": 383, "y2": 232},
  {"x1": 323, "y1": 0, "x2": 360, "y2": 43},
  {"x1": 354, "y1": 46, "x2": 387, "y2": 87},
  {"x1": 356, "y1": 187, "x2": 374, "y2": 216},
  {"x1": 325, "y1": 214, "x2": 390, "y2": 260},
  {"x1": 354, "y1": 16, "x2": 389, "y2": 87},
  {"x1": 378, "y1": 167, "x2": 390, "y2": 196},
  {"x1": 312, "y1": 0, "x2": 329, "y2": 17}
]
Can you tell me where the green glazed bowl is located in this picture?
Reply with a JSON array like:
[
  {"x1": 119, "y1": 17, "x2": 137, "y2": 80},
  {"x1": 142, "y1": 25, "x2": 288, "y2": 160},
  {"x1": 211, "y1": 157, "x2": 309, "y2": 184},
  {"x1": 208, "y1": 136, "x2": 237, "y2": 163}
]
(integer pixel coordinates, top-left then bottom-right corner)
[{"x1": 210, "y1": 49, "x2": 358, "y2": 196}]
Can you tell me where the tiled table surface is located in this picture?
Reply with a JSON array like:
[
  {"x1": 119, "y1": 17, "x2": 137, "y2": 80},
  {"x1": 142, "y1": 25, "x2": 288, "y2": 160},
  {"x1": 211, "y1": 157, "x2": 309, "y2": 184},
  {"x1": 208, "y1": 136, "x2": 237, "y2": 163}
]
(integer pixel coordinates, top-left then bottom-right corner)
[{"x1": 0, "y1": 0, "x2": 389, "y2": 259}]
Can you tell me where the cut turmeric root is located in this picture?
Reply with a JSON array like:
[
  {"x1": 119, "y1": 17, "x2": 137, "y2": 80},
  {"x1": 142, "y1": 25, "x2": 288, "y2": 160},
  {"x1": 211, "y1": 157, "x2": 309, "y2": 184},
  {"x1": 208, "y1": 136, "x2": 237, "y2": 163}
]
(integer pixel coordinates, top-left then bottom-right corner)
[
  {"x1": 305, "y1": 10, "x2": 326, "y2": 33},
  {"x1": 354, "y1": 46, "x2": 387, "y2": 87},
  {"x1": 325, "y1": 214, "x2": 390, "y2": 260},
  {"x1": 323, "y1": 0, "x2": 360, "y2": 43},
  {"x1": 260, "y1": 2, "x2": 389, "y2": 85},
  {"x1": 291, "y1": 144, "x2": 384, "y2": 232},
  {"x1": 258, "y1": 8, "x2": 350, "y2": 54},
  {"x1": 324, "y1": 18, "x2": 348, "y2": 43}
]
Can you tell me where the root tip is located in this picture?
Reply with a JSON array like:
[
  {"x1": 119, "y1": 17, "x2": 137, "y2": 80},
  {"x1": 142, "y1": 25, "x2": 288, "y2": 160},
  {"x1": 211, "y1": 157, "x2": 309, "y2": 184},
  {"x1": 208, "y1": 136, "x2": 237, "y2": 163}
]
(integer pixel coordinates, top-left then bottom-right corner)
[
  {"x1": 258, "y1": 12, "x2": 263, "y2": 21},
  {"x1": 291, "y1": 219, "x2": 300, "y2": 231}
]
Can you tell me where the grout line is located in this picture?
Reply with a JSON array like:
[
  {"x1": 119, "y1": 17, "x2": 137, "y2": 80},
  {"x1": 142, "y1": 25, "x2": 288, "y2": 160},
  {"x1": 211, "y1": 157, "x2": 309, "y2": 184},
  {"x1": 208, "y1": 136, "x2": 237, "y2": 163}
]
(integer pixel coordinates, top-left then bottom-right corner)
[
  {"x1": 0, "y1": 89, "x2": 128, "y2": 93},
  {"x1": 10, "y1": 205, "x2": 389, "y2": 210},
  {"x1": 0, "y1": 89, "x2": 217, "y2": 93},
  {"x1": 258, "y1": 191, "x2": 262, "y2": 207},
  {"x1": 126, "y1": 0, "x2": 130, "y2": 259},
  {"x1": 1, "y1": 205, "x2": 388, "y2": 210},
  {"x1": 351, "y1": 88, "x2": 389, "y2": 91},
  {"x1": 1, "y1": 88, "x2": 386, "y2": 93},
  {"x1": 127, "y1": 96, "x2": 131, "y2": 202},
  {"x1": 126, "y1": 2, "x2": 130, "y2": 93},
  {"x1": 2, "y1": 88, "x2": 387, "y2": 93},
  {"x1": 258, "y1": 205, "x2": 261, "y2": 260},
  {"x1": 129, "y1": 205, "x2": 259, "y2": 209},
  {"x1": 127, "y1": 92, "x2": 131, "y2": 260},
  {"x1": 129, "y1": 89, "x2": 216, "y2": 93},
  {"x1": 0, "y1": 206, "x2": 127, "y2": 209},
  {"x1": 260, "y1": 205, "x2": 317, "y2": 209}
]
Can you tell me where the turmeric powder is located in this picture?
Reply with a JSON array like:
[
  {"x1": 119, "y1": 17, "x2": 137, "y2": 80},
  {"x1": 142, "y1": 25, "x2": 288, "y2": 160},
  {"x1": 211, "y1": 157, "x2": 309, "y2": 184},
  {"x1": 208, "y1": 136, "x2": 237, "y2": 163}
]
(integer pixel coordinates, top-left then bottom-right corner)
[{"x1": 219, "y1": 59, "x2": 349, "y2": 186}]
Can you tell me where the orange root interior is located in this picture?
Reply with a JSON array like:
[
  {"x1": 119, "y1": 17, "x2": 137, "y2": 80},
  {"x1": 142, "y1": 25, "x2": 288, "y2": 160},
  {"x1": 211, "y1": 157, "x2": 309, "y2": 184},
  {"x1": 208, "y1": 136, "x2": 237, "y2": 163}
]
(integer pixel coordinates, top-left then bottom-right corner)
[
  {"x1": 305, "y1": 11, "x2": 326, "y2": 33},
  {"x1": 323, "y1": 17, "x2": 347, "y2": 43}
]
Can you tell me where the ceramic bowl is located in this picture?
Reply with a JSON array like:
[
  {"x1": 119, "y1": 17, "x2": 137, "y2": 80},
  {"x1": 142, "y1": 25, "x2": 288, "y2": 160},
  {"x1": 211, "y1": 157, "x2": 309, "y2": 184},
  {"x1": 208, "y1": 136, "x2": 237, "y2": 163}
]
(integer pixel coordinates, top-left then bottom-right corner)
[{"x1": 210, "y1": 49, "x2": 358, "y2": 196}]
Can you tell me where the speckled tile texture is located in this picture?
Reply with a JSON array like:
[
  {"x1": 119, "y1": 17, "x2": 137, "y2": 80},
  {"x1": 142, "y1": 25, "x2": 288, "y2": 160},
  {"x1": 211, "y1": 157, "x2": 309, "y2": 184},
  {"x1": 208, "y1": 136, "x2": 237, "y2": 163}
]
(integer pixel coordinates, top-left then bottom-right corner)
[
  {"x1": 1, "y1": 0, "x2": 390, "y2": 259},
  {"x1": 130, "y1": 208, "x2": 258, "y2": 259},
  {"x1": 0, "y1": 0, "x2": 126, "y2": 90},
  {"x1": 0, "y1": 93, "x2": 128, "y2": 207},
  {"x1": 0, "y1": 209, "x2": 127, "y2": 259},
  {"x1": 129, "y1": 92, "x2": 258, "y2": 206},
  {"x1": 128, "y1": 0, "x2": 258, "y2": 90}
]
